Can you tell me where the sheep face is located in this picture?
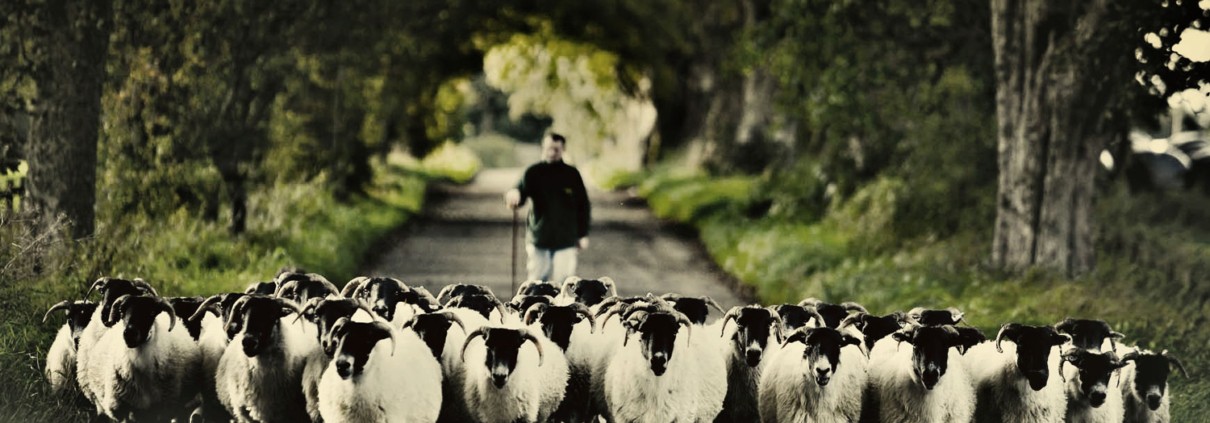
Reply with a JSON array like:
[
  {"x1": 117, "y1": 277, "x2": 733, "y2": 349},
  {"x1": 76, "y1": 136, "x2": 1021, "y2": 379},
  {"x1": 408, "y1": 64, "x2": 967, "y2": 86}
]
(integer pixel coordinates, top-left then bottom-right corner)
[
  {"x1": 110, "y1": 296, "x2": 176, "y2": 348},
  {"x1": 245, "y1": 281, "x2": 278, "y2": 295},
  {"x1": 842, "y1": 312, "x2": 904, "y2": 351},
  {"x1": 995, "y1": 324, "x2": 1068, "y2": 390},
  {"x1": 725, "y1": 307, "x2": 780, "y2": 367},
  {"x1": 665, "y1": 295, "x2": 723, "y2": 325},
  {"x1": 1062, "y1": 349, "x2": 1126, "y2": 407},
  {"x1": 43, "y1": 300, "x2": 98, "y2": 347},
  {"x1": 509, "y1": 295, "x2": 552, "y2": 315},
  {"x1": 525, "y1": 303, "x2": 594, "y2": 351},
  {"x1": 635, "y1": 313, "x2": 684, "y2": 376},
  {"x1": 167, "y1": 297, "x2": 205, "y2": 341},
  {"x1": 893, "y1": 325, "x2": 962, "y2": 390},
  {"x1": 437, "y1": 283, "x2": 493, "y2": 305},
  {"x1": 463, "y1": 328, "x2": 544, "y2": 388},
  {"x1": 275, "y1": 274, "x2": 338, "y2": 305},
  {"x1": 331, "y1": 320, "x2": 396, "y2": 379},
  {"x1": 301, "y1": 298, "x2": 365, "y2": 356},
  {"x1": 798, "y1": 299, "x2": 866, "y2": 328},
  {"x1": 906, "y1": 307, "x2": 964, "y2": 327},
  {"x1": 517, "y1": 280, "x2": 560, "y2": 298},
  {"x1": 231, "y1": 295, "x2": 302, "y2": 357},
  {"x1": 787, "y1": 327, "x2": 862, "y2": 386},
  {"x1": 953, "y1": 327, "x2": 986, "y2": 354},
  {"x1": 406, "y1": 312, "x2": 466, "y2": 358},
  {"x1": 772, "y1": 304, "x2": 814, "y2": 333},
  {"x1": 449, "y1": 294, "x2": 502, "y2": 320},
  {"x1": 1123, "y1": 351, "x2": 1187, "y2": 410},
  {"x1": 1055, "y1": 318, "x2": 1124, "y2": 352},
  {"x1": 565, "y1": 278, "x2": 613, "y2": 307},
  {"x1": 358, "y1": 277, "x2": 429, "y2": 321},
  {"x1": 89, "y1": 278, "x2": 157, "y2": 328}
]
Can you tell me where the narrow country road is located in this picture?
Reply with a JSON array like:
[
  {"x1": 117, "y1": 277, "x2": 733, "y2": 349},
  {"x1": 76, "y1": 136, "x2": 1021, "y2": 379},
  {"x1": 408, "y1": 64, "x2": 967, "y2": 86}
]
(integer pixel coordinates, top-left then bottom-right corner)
[{"x1": 362, "y1": 166, "x2": 748, "y2": 309}]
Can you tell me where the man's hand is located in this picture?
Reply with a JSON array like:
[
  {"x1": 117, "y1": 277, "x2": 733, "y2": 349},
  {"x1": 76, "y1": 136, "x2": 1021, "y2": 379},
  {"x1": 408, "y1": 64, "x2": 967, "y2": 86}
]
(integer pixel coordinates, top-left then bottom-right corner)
[
  {"x1": 504, "y1": 189, "x2": 522, "y2": 209},
  {"x1": 578, "y1": 237, "x2": 590, "y2": 250}
]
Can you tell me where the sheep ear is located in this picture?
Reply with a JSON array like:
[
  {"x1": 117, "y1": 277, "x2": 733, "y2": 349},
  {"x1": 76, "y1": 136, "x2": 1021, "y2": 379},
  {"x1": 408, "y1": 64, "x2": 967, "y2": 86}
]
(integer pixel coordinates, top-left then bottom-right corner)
[
  {"x1": 892, "y1": 330, "x2": 912, "y2": 345},
  {"x1": 842, "y1": 334, "x2": 862, "y2": 347},
  {"x1": 1052, "y1": 333, "x2": 1072, "y2": 346}
]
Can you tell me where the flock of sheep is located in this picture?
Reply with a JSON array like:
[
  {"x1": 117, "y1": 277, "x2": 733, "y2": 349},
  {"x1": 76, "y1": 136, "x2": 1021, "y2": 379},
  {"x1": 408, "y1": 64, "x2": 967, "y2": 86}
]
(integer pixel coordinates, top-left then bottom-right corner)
[{"x1": 42, "y1": 270, "x2": 1188, "y2": 423}]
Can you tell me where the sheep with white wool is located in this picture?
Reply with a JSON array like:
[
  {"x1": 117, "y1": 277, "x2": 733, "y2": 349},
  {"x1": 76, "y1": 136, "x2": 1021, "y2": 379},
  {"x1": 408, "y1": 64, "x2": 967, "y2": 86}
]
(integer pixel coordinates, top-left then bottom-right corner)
[
  {"x1": 186, "y1": 292, "x2": 249, "y2": 422},
  {"x1": 758, "y1": 326, "x2": 867, "y2": 423},
  {"x1": 866, "y1": 324, "x2": 975, "y2": 423},
  {"x1": 460, "y1": 324, "x2": 569, "y2": 423},
  {"x1": 43, "y1": 299, "x2": 97, "y2": 397},
  {"x1": 214, "y1": 294, "x2": 313, "y2": 423},
  {"x1": 558, "y1": 276, "x2": 618, "y2": 311},
  {"x1": 1062, "y1": 347, "x2": 1128, "y2": 423},
  {"x1": 603, "y1": 297, "x2": 727, "y2": 423},
  {"x1": 75, "y1": 277, "x2": 159, "y2": 412},
  {"x1": 412, "y1": 306, "x2": 487, "y2": 422},
  {"x1": 83, "y1": 294, "x2": 199, "y2": 421},
  {"x1": 317, "y1": 317, "x2": 443, "y2": 423},
  {"x1": 1117, "y1": 348, "x2": 1188, "y2": 423},
  {"x1": 715, "y1": 304, "x2": 788, "y2": 422},
  {"x1": 963, "y1": 323, "x2": 1070, "y2": 423},
  {"x1": 296, "y1": 296, "x2": 378, "y2": 422},
  {"x1": 522, "y1": 301, "x2": 597, "y2": 422}
]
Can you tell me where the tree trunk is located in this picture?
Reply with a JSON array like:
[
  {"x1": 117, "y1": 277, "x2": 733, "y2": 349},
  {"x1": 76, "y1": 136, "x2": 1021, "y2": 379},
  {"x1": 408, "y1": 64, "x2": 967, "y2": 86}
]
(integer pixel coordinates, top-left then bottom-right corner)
[
  {"x1": 25, "y1": 0, "x2": 113, "y2": 239},
  {"x1": 990, "y1": 0, "x2": 1116, "y2": 275}
]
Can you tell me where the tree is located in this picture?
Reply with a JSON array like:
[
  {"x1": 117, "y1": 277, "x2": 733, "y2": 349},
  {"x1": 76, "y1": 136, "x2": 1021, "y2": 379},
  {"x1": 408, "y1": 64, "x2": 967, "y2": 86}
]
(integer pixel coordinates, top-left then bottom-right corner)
[
  {"x1": 989, "y1": 0, "x2": 1182, "y2": 275},
  {"x1": 20, "y1": 0, "x2": 114, "y2": 238}
]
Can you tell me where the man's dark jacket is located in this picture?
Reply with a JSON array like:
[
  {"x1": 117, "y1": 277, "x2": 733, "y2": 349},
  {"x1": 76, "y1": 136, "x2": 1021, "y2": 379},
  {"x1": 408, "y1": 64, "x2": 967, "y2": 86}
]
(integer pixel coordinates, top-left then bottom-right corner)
[{"x1": 516, "y1": 160, "x2": 590, "y2": 249}]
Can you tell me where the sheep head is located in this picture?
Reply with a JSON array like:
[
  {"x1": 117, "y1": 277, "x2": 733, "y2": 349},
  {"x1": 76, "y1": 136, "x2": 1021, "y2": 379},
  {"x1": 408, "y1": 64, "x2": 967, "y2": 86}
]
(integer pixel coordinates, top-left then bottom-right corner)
[
  {"x1": 892, "y1": 324, "x2": 963, "y2": 391},
  {"x1": 1121, "y1": 349, "x2": 1188, "y2": 410},
  {"x1": 329, "y1": 317, "x2": 398, "y2": 379},
  {"x1": 461, "y1": 327, "x2": 545, "y2": 388},
  {"x1": 1061, "y1": 348, "x2": 1127, "y2": 408},
  {"x1": 719, "y1": 305, "x2": 784, "y2": 367},
  {"x1": 402, "y1": 311, "x2": 466, "y2": 359},
  {"x1": 784, "y1": 327, "x2": 862, "y2": 387},
  {"x1": 994, "y1": 323, "x2": 1069, "y2": 391}
]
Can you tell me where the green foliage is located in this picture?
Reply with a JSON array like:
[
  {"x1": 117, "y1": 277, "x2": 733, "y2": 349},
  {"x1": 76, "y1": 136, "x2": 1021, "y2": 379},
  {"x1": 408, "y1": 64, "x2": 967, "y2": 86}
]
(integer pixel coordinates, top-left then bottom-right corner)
[
  {"x1": 638, "y1": 170, "x2": 757, "y2": 224},
  {"x1": 461, "y1": 133, "x2": 527, "y2": 168},
  {"x1": 417, "y1": 142, "x2": 482, "y2": 184}
]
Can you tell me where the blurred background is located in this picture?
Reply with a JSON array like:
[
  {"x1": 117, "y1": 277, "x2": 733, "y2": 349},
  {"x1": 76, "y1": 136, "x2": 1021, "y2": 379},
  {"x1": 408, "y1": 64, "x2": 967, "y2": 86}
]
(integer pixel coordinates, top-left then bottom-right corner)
[{"x1": 1, "y1": 0, "x2": 1208, "y2": 420}]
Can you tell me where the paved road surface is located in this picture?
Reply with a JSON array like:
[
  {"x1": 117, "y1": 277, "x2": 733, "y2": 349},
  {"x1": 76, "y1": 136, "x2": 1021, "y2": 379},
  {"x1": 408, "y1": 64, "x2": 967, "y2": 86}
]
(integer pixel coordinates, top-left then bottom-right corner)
[{"x1": 363, "y1": 166, "x2": 748, "y2": 309}]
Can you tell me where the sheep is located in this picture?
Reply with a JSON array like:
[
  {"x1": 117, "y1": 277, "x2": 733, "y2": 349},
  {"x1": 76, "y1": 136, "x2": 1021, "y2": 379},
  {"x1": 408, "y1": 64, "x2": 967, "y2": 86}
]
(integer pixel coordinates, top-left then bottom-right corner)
[
  {"x1": 508, "y1": 294, "x2": 554, "y2": 317},
  {"x1": 344, "y1": 276, "x2": 435, "y2": 325},
  {"x1": 662, "y1": 293, "x2": 726, "y2": 325},
  {"x1": 716, "y1": 305, "x2": 785, "y2": 422},
  {"x1": 963, "y1": 323, "x2": 1070, "y2": 423},
  {"x1": 522, "y1": 302, "x2": 596, "y2": 422},
  {"x1": 214, "y1": 294, "x2": 312, "y2": 423},
  {"x1": 770, "y1": 304, "x2": 826, "y2": 335},
  {"x1": 448, "y1": 292, "x2": 509, "y2": 323},
  {"x1": 76, "y1": 277, "x2": 158, "y2": 410},
  {"x1": 757, "y1": 326, "x2": 866, "y2": 423},
  {"x1": 866, "y1": 324, "x2": 975, "y2": 423},
  {"x1": 274, "y1": 272, "x2": 339, "y2": 305},
  {"x1": 460, "y1": 326, "x2": 569, "y2": 423},
  {"x1": 409, "y1": 307, "x2": 488, "y2": 423},
  {"x1": 186, "y1": 293, "x2": 246, "y2": 423},
  {"x1": 603, "y1": 298, "x2": 727, "y2": 423},
  {"x1": 84, "y1": 294, "x2": 199, "y2": 421},
  {"x1": 42, "y1": 299, "x2": 97, "y2": 397},
  {"x1": 839, "y1": 311, "x2": 904, "y2": 352},
  {"x1": 437, "y1": 283, "x2": 495, "y2": 305},
  {"x1": 317, "y1": 317, "x2": 443, "y2": 423},
  {"x1": 1118, "y1": 348, "x2": 1188, "y2": 423},
  {"x1": 296, "y1": 297, "x2": 377, "y2": 422},
  {"x1": 584, "y1": 295, "x2": 651, "y2": 420},
  {"x1": 245, "y1": 281, "x2": 279, "y2": 295},
  {"x1": 798, "y1": 298, "x2": 867, "y2": 328},
  {"x1": 1061, "y1": 347, "x2": 1128, "y2": 423},
  {"x1": 558, "y1": 276, "x2": 618, "y2": 309},
  {"x1": 1055, "y1": 318, "x2": 1125, "y2": 353},
  {"x1": 515, "y1": 279, "x2": 562, "y2": 300}
]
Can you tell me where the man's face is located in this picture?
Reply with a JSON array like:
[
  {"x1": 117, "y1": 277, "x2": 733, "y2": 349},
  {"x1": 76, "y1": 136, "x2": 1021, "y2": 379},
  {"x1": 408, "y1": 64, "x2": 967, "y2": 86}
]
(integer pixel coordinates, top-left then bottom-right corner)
[{"x1": 542, "y1": 138, "x2": 565, "y2": 162}]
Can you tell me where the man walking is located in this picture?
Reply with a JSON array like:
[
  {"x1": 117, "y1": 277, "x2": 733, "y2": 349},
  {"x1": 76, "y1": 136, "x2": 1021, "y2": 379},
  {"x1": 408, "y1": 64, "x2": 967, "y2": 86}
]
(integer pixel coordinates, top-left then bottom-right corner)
[{"x1": 504, "y1": 133, "x2": 591, "y2": 284}]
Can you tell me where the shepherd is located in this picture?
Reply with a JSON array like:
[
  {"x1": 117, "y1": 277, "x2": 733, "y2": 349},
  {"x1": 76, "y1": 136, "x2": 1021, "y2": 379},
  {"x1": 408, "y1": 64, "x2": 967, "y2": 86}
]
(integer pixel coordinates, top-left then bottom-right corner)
[{"x1": 504, "y1": 132, "x2": 592, "y2": 285}]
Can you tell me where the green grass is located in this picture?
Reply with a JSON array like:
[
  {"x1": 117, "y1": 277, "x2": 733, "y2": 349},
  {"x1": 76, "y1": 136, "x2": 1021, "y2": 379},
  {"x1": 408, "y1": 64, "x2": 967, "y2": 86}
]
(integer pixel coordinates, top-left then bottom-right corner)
[
  {"x1": 637, "y1": 168, "x2": 1210, "y2": 421},
  {"x1": 0, "y1": 151, "x2": 442, "y2": 422}
]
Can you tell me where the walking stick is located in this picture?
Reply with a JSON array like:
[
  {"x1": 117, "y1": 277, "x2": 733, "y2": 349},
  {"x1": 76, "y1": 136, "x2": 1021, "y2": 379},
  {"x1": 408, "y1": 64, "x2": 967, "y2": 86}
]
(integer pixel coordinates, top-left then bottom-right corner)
[{"x1": 511, "y1": 207, "x2": 519, "y2": 295}]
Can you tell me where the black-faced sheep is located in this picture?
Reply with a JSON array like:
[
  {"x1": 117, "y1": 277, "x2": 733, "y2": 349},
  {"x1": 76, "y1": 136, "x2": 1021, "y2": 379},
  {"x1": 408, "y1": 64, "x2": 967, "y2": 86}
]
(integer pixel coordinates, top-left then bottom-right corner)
[
  {"x1": 758, "y1": 327, "x2": 866, "y2": 423},
  {"x1": 1061, "y1": 347, "x2": 1128, "y2": 423},
  {"x1": 558, "y1": 276, "x2": 617, "y2": 309},
  {"x1": 867, "y1": 324, "x2": 974, "y2": 423},
  {"x1": 716, "y1": 305, "x2": 784, "y2": 422},
  {"x1": 603, "y1": 299, "x2": 727, "y2": 422},
  {"x1": 84, "y1": 294, "x2": 199, "y2": 422},
  {"x1": 317, "y1": 318, "x2": 442, "y2": 423},
  {"x1": 43, "y1": 300, "x2": 97, "y2": 396},
  {"x1": 1119, "y1": 348, "x2": 1188, "y2": 423},
  {"x1": 965, "y1": 323, "x2": 1071, "y2": 423},
  {"x1": 214, "y1": 295, "x2": 312, "y2": 423},
  {"x1": 460, "y1": 326, "x2": 569, "y2": 423},
  {"x1": 1055, "y1": 318, "x2": 1125, "y2": 353}
]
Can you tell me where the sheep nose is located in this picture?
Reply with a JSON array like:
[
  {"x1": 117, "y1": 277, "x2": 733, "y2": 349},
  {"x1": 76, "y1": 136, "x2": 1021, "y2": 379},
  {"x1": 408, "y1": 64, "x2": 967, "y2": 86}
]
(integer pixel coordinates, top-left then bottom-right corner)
[
  {"x1": 242, "y1": 337, "x2": 259, "y2": 352},
  {"x1": 492, "y1": 374, "x2": 508, "y2": 388},
  {"x1": 745, "y1": 349, "x2": 763, "y2": 367},
  {"x1": 336, "y1": 360, "x2": 352, "y2": 379},
  {"x1": 1147, "y1": 393, "x2": 1162, "y2": 410},
  {"x1": 1089, "y1": 391, "x2": 1107, "y2": 406}
]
